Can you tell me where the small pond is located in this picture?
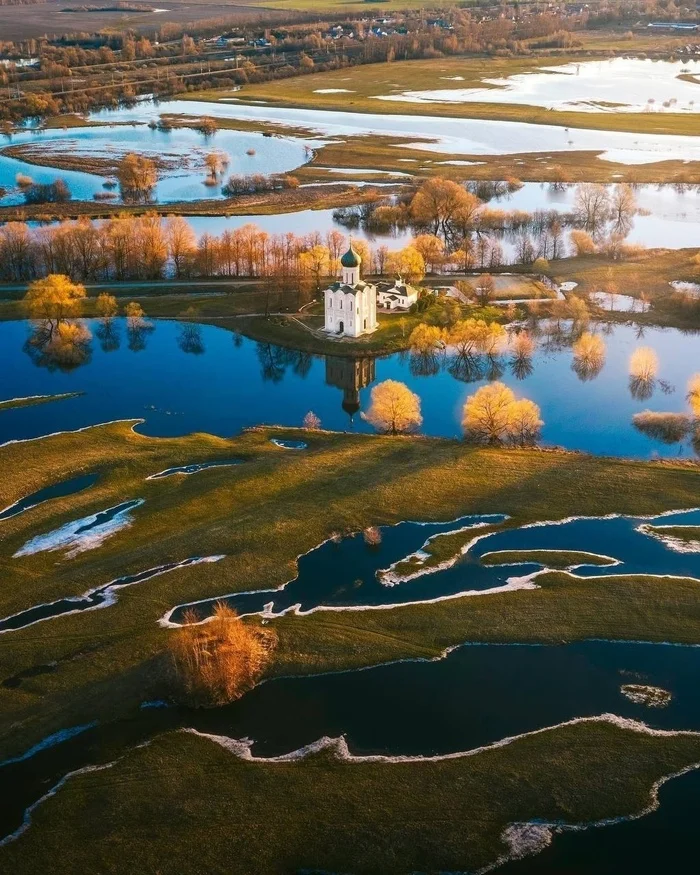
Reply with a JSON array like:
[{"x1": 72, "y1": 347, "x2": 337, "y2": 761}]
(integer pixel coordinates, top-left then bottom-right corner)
[{"x1": 1, "y1": 318, "x2": 698, "y2": 459}]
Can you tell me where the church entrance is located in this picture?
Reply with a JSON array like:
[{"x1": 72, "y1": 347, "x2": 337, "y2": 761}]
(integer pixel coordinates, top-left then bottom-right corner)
[{"x1": 337, "y1": 321, "x2": 344, "y2": 334}]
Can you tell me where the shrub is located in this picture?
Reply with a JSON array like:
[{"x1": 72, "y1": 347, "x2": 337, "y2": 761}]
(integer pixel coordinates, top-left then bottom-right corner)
[{"x1": 169, "y1": 602, "x2": 277, "y2": 707}]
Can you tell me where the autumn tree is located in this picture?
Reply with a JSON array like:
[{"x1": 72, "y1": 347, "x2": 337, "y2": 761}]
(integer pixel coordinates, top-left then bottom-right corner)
[
  {"x1": 475, "y1": 273, "x2": 496, "y2": 307},
  {"x1": 629, "y1": 346, "x2": 659, "y2": 400},
  {"x1": 363, "y1": 379, "x2": 422, "y2": 435},
  {"x1": 385, "y1": 245, "x2": 425, "y2": 284},
  {"x1": 125, "y1": 301, "x2": 146, "y2": 330},
  {"x1": 574, "y1": 183, "x2": 610, "y2": 236},
  {"x1": 166, "y1": 216, "x2": 197, "y2": 279},
  {"x1": 413, "y1": 234, "x2": 445, "y2": 273},
  {"x1": 509, "y1": 330, "x2": 536, "y2": 380},
  {"x1": 408, "y1": 323, "x2": 445, "y2": 376},
  {"x1": 688, "y1": 373, "x2": 700, "y2": 417},
  {"x1": 462, "y1": 383, "x2": 543, "y2": 446},
  {"x1": 409, "y1": 323, "x2": 445, "y2": 355},
  {"x1": 204, "y1": 151, "x2": 228, "y2": 184},
  {"x1": 117, "y1": 153, "x2": 158, "y2": 201},
  {"x1": 609, "y1": 184, "x2": 637, "y2": 237},
  {"x1": 410, "y1": 177, "x2": 479, "y2": 242},
  {"x1": 169, "y1": 602, "x2": 277, "y2": 706},
  {"x1": 299, "y1": 244, "x2": 331, "y2": 292},
  {"x1": 23, "y1": 274, "x2": 86, "y2": 336},
  {"x1": 569, "y1": 229, "x2": 596, "y2": 256},
  {"x1": 95, "y1": 292, "x2": 118, "y2": 321}
]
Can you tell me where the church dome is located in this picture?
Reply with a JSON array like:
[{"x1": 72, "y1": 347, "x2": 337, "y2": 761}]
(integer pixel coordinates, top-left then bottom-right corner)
[{"x1": 340, "y1": 244, "x2": 361, "y2": 268}]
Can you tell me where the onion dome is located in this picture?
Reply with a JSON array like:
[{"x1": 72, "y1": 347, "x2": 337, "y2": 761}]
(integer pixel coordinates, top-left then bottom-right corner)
[{"x1": 340, "y1": 243, "x2": 361, "y2": 268}]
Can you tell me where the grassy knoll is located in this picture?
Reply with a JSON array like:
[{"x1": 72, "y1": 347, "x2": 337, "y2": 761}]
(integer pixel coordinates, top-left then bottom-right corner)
[
  {"x1": 0, "y1": 392, "x2": 84, "y2": 412},
  {"x1": 2, "y1": 720, "x2": 700, "y2": 874},
  {"x1": 195, "y1": 55, "x2": 700, "y2": 139},
  {"x1": 481, "y1": 549, "x2": 616, "y2": 568},
  {"x1": 1, "y1": 423, "x2": 700, "y2": 762}
]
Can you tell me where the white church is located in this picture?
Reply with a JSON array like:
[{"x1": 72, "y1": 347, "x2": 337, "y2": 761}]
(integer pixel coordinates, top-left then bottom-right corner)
[
  {"x1": 324, "y1": 242, "x2": 419, "y2": 338},
  {"x1": 323, "y1": 242, "x2": 377, "y2": 338}
]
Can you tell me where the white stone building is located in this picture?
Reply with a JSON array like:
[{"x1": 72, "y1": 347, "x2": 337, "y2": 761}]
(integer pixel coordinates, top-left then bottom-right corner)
[
  {"x1": 376, "y1": 278, "x2": 419, "y2": 311},
  {"x1": 324, "y1": 243, "x2": 377, "y2": 338}
]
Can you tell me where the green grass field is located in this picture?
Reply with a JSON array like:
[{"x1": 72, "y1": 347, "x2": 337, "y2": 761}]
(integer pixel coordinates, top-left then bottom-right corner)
[
  {"x1": 1, "y1": 422, "x2": 700, "y2": 872},
  {"x1": 2, "y1": 720, "x2": 700, "y2": 874},
  {"x1": 2, "y1": 422, "x2": 700, "y2": 760}
]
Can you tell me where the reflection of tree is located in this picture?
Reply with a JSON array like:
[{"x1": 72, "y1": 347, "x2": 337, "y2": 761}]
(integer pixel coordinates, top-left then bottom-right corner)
[
  {"x1": 632, "y1": 411, "x2": 693, "y2": 445},
  {"x1": 95, "y1": 320, "x2": 120, "y2": 353},
  {"x1": 510, "y1": 354, "x2": 534, "y2": 381},
  {"x1": 572, "y1": 332, "x2": 606, "y2": 383},
  {"x1": 290, "y1": 351, "x2": 312, "y2": 379},
  {"x1": 177, "y1": 322, "x2": 205, "y2": 355},
  {"x1": 256, "y1": 342, "x2": 288, "y2": 383},
  {"x1": 629, "y1": 375, "x2": 655, "y2": 401},
  {"x1": 484, "y1": 355, "x2": 505, "y2": 382},
  {"x1": 448, "y1": 354, "x2": 484, "y2": 383},
  {"x1": 410, "y1": 351, "x2": 442, "y2": 377},
  {"x1": 127, "y1": 326, "x2": 149, "y2": 353},
  {"x1": 24, "y1": 320, "x2": 92, "y2": 372}
]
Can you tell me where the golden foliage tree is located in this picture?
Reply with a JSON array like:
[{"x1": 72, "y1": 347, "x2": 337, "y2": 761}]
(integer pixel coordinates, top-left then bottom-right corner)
[
  {"x1": 95, "y1": 292, "x2": 118, "y2": 320},
  {"x1": 409, "y1": 323, "x2": 445, "y2": 355},
  {"x1": 23, "y1": 274, "x2": 86, "y2": 335},
  {"x1": 630, "y1": 346, "x2": 659, "y2": 380},
  {"x1": 687, "y1": 373, "x2": 700, "y2": 417},
  {"x1": 462, "y1": 382, "x2": 543, "y2": 446},
  {"x1": 125, "y1": 301, "x2": 146, "y2": 329},
  {"x1": 363, "y1": 379, "x2": 423, "y2": 435},
  {"x1": 385, "y1": 245, "x2": 426, "y2": 283},
  {"x1": 170, "y1": 602, "x2": 277, "y2": 706},
  {"x1": 117, "y1": 153, "x2": 158, "y2": 200}
]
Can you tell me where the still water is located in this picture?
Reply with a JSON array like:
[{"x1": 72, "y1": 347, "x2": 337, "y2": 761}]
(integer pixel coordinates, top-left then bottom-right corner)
[{"x1": 1, "y1": 318, "x2": 698, "y2": 458}]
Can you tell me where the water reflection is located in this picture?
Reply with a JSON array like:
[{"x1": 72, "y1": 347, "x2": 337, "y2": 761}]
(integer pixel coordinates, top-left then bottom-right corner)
[
  {"x1": 325, "y1": 356, "x2": 375, "y2": 423},
  {"x1": 5, "y1": 319, "x2": 700, "y2": 459},
  {"x1": 23, "y1": 322, "x2": 92, "y2": 372}
]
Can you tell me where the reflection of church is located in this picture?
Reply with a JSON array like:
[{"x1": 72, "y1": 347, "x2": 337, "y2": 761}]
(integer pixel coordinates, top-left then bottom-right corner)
[{"x1": 325, "y1": 356, "x2": 376, "y2": 422}]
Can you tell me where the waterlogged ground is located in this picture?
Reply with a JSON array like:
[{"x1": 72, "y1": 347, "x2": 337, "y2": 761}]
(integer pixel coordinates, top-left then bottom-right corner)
[
  {"x1": 105, "y1": 97, "x2": 700, "y2": 165},
  {"x1": 0, "y1": 124, "x2": 313, "y2": 205},
  {"x1": 166, "y1": 508, "x2": 700, "y2": 621},
  {"x1": 377, "y1": 58, "x2": 700, "y2": 114},
  {"x1": 1, "y1": 319, "x2": 698, "y2": 459},
  {"x1": 1, "y1": 638, "x2": 700, "y2": 861}
]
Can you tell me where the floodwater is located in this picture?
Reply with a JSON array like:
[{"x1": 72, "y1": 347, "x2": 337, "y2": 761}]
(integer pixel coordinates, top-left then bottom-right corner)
[
  {"x1": 0, "y1": 123, "x2": 313, "y2": 205},
  {"x1": 0, "y1": 318, "x2": 698, "y2": 458},
  {"x1": 377, "y1": 58, "x2": 700, "y2": 114},
  {"x1": 2, "y1": 638, "x2": 700, "y2": 866},
  {"x1": 166, "y1": 508, "x2": 700, "y2": 620},
  {"x1": 93, "y1": 97, "x2": 700, "y2": 165}
]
